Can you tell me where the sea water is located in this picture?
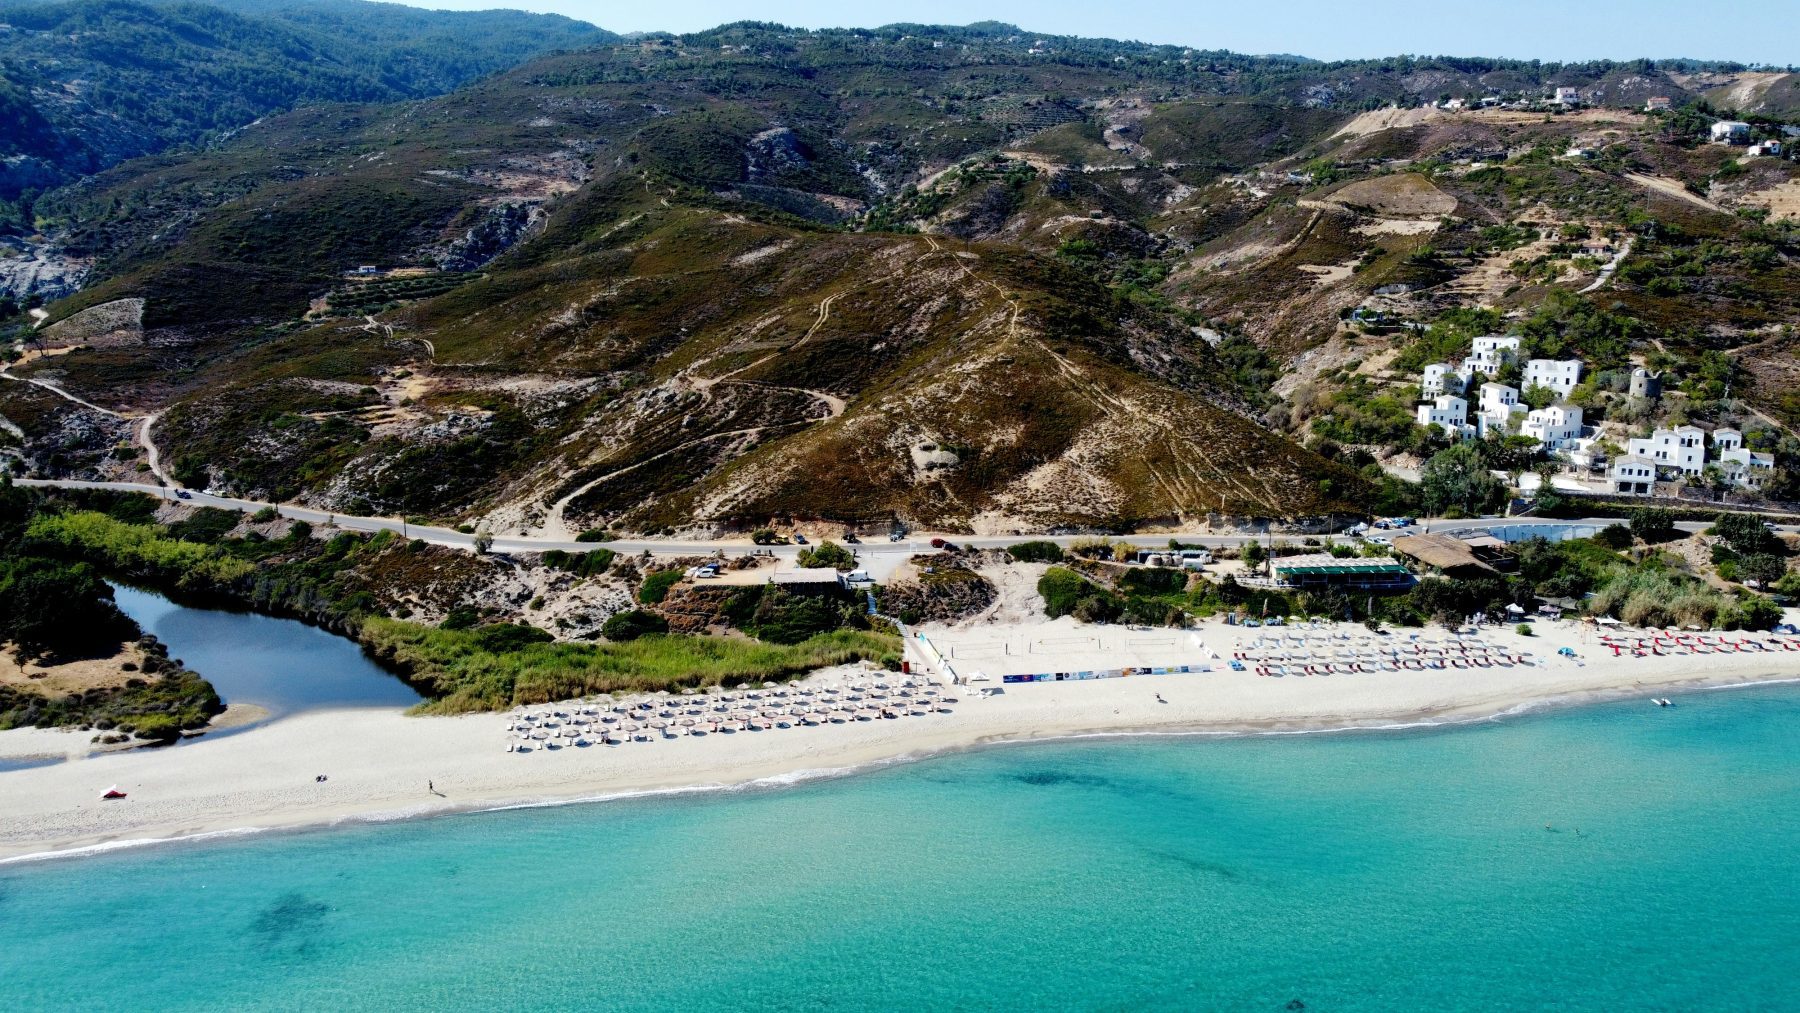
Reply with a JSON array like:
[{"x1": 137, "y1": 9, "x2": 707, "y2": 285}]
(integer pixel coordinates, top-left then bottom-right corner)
[{"x1": 1, "y1": 685, "x2": 1796, "y2": 1011}]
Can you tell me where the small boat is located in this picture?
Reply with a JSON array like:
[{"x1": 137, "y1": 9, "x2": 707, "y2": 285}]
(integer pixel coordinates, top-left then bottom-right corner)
[{"x1": 101, "y1": 786, "x2": 127, "y2": 800}]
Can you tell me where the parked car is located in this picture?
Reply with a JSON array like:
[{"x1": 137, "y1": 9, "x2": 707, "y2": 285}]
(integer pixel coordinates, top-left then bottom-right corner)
[
  {"x1": 794, "y1": 534, "x2": 808, "y2": 544},
  {"x1": 888, "y1": 533, "x2": 903, "y2": 542},
  {"x1": 1367, "y1": 535, "x2": 1393, "y2": 547},
  {"x1": 175, "y1": 490, "x2": 192, "y2": 500},
  {"x1": 844, "y1": 533, "x2": 860, "y2": 543},
  {"x1": 930, "y1": 537, "x2": 946, "y2": 548}
]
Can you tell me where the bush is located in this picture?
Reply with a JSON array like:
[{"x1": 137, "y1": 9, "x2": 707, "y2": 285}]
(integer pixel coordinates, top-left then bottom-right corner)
[
  {"x1": 575, "y1": 528, "x2": 616, "y2": 543},
  {"x1": 1629, "y1": 507, "x2": 1676, "y2": 543},
  {"x1": 1006, "y1": 541, "x2": 1064, "y2": 563},
  {"x1": 1516, "y1": 623, "x2": 1534, "y2": 636},
  {"x1": 1595, "y1": 524, "x2": 1633, "y2": 550},
  {"x1": 1038, "y1": 566, "x2": 1121, "y2": 621},
  {"x1": 750, "y1": 528, "x2": 780, "y2": 545},
  {"x1": 1712, "y1": 514, "x2": 1781, "y2": 556},
  {"x1": 1119, "y1": 567, "x2": 1188, "y2": 595},
  {"x1": 796, "y1": 540, "x2": 856, "y2": 570},
  {"x1": 639, "y1": 569, "x2": 683, "y2": 604},
  {"x1": 471, "y1": 623, "x2": 553, "y2": 653},
  {"x1": 600, "y1": 609, "x2": 669, "y2": 642}
]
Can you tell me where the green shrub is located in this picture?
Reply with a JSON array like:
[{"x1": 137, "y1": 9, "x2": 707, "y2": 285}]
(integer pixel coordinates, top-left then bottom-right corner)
[
  {"x1": 1595, "y1": 524, "x2": 1633, "y2": 550},
  {"x1": 1006, "y1": 540, "x2": 1064, "y2": 563},
  {"x1": 600, "y1": 609, "x2": 669, "y2": 642},
  {"x1": 796, "y1": 540, "x2": 856, "y2": 570},
  {"x1": 1629, "y1": 507, "x2": 1676, "y2": 543},
  {"x1": 639, "y1": 569, "x2": 683, "y2": 604},
  {"x1": 575, "y1": 528, "x2": 616, "y2": 543}
]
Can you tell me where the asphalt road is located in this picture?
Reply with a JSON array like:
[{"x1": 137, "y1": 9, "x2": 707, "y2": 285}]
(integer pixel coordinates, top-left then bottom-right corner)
[{"x1": 16, "y1": 478, "x2": 1759, "y2": 572}]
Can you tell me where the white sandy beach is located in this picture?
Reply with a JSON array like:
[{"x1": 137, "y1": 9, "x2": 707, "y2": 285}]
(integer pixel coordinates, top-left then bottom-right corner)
[{"x1": 3, "y1": 618, "x2": 1797, "y2": 862}]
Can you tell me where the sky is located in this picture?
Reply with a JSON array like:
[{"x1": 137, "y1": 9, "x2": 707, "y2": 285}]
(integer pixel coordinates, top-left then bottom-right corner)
[{"x1": 405, "y1": 0, "x2": 1796, "y2": 65}]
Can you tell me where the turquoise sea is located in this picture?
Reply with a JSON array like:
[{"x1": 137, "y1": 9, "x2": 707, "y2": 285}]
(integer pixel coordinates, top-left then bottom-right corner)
[{"x1": 3, "y1": 685, "x2": 1797, "y2": 1011}]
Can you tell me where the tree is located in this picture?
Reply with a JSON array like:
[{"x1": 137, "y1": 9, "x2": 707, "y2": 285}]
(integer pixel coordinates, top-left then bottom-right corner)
[
  {"x1": 1713, "y1": 513, "x2": 1780, "y2": 555},
  {"x1": 473, "y1": 530, "x2": 494, "y2": 554},
  {"x1": 1629, "y1": 507, "x2": 1676, "y2": 543},
  {"x1": 1419, "y1": 443, "x2": 1507, "y2": 517},
  {"x1": 1241, "y1": 541, "x2": 1266, "y2": 568},
  {"x1": 796, "y1": 540, "x2": 856, "y2": 570}
]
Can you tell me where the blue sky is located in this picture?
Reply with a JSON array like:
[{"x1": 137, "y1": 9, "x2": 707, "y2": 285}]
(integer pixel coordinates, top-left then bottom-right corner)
[{"x1": 410, "y1": 0, "x2": 1795, "y2": 64}]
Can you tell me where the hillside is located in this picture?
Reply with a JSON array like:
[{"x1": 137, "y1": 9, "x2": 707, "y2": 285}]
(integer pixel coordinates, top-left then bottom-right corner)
[
  {"x1": 4, "y1": 21, "x2": 1800, "y2": 532},
  {"x1": 0, "y1": 0, "x2": 612, "y2": 208}
]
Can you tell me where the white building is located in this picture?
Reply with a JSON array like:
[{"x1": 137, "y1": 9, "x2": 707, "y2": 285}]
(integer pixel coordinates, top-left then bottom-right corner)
[
  {"x1": 1473, "y1": 383, "x2": 1524, "y2": 438},
  {"x1": 1710, "y1": 120, "x2": 1752, "y2": 144},
  {"x1": 1713, "y1": 428, "x2": 1743, "y2": 454},
  {"x1": 1747, "y1": 140, "x2": 1784, "y2": 158},
  {"x1": 1464, "y1": 335, "x2": 1521, "y2": 379},
  {"x1": 1719, "y1": 448, "x2": 1775, "y2": 490},
  {"x1": 1553, "y1": 86, "x2": 1581, "y2": 106},
  {"x1": 1421, "y1": 363, "x2": 1458, "y2": 397},
  {"x1": 1610, "y1": 455, "x2": 1657, "y2": 496},
  {"x1": 1645, "y1": 96, "x2": 1673, "y2": 112},
  {"x1": 1626, "y1": 425, "x2": 1706, "y2": 475},
  {"x1": 1416, "y1": 395, "x2": 1472, "y2": 438},
  {"x1": 1519, "y1": 403, "x2": 1585, "y2": 450},
  {"x1": 1523, "y1": 358, "x2": 1583, "y2": 398}
]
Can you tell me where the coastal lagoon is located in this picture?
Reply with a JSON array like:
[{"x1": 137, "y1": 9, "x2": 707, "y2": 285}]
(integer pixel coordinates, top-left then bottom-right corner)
[
  {"x1": 3, "y1": 684, "x2": 1796, "y2": 1010},
  {"x1": 111, "y1": 584, "x2": 421, "y2": 715}
]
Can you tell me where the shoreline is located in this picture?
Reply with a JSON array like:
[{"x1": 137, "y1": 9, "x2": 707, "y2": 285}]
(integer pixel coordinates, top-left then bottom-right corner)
[{"x1": 4, "y1": 645, "x2": 1797, "y2": 865}]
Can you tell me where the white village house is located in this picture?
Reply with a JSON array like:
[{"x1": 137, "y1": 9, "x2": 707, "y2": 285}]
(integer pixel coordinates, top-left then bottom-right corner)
[
  {"x1": 1463, "y1": 335, "x2": 1521, "y2": 381},
  {"x1": 1553, "y1": 86, "x2": 1581, "y2": 106},
  {"x1": 1416, "y1": 395, "x2": 1473, "y2": 439},
  {"x1": 1519, "y1": 403, "x2": 1585, "y2": 450},
  {"x1": 1421, "y1": 362, "x2": 1458, "y2": 397},
  {"x1": 1475, "y1": 382, "x2": 1525, "y2": 437},
  {"x1": 1626, "y1": 425, "x2": 1706, "y2": 476},
  {"x1": 1523, "y1": 358, "x2": 1583, "y2": 398},
  {"x1": 1610, "y1": 455, "x2": 1657, "y2": 496},
  {"x1": 1710, "y1": 120, "x2": 1752, "y2": 144}
]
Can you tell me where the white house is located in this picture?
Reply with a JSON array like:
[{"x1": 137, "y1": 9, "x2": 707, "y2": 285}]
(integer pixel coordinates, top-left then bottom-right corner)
[
  {"x1": 1416, "y1": 395, "x2": 1472, "y2": 438},
  {"x1": 1421, "y1": 363, "x2": 1457, "y2": 397},
  {"x1": 1713, "y1": 428, "x2": 1743, "y2": 454},
  {"x1": 1626, "y1": 425, "x2": 1706, "y2": 475},
  {"x1": 1475, "y1": 383, "x2": 1525, "y2": 438},
  {"x1": 1465, "y1": 335, "x2": 1521, "y2": 378},
  {"x1": 1610, "y1": 455, "x2": 1657, "y2": 496},
  {"x1": 1523, "y1": 358, "x2": 1583, "y2": 398},
  {"x1": 1553, "y1": 86, "x2": 1581, "y2": 106},
  {"x1": 1746, "y1": 140, "x2": 1784, "y2": 158},
  {"x1": 1645, "y1": 96, "x2": 1673, "y2": 112},
  {"x1": 1710, "y1": 120, "x2": 1752, "y2": 144},
  {"x1": 1519, "y1": 403, "x2": 1584, "y2": 450},
  {"x1": 1719, "y1": 448, "x2": 1775, "y2": 490}
]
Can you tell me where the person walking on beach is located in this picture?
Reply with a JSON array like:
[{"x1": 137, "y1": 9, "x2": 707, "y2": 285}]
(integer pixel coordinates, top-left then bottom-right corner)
[{"x1": 428, "y1": 780, "x2": 434, "y2": 794}]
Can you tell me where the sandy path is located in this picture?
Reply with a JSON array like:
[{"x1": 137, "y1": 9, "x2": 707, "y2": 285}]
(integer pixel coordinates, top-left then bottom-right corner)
[{"x1": 4, "y1": 620, "x2": 1795, "y2": 862}]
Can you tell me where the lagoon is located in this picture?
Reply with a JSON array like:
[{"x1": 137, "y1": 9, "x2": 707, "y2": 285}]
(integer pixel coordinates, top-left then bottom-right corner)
[{"x1": 110, "y1": 584, "x2": 420, "y2": 716}]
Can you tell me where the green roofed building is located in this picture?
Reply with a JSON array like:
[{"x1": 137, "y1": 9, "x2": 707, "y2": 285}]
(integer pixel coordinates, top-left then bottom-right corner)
[{"x1": 1273, "y1": 554, "x2": 1415, "y2": 593}]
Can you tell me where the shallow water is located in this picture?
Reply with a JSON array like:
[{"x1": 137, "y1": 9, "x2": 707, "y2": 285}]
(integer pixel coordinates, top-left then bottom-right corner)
[
  {"x1": 110, "y1": 584, "x2": 421, "y2": 715},
  {"x1": 2, "y1": 685, "x2": 1797, "y2": 1011}
]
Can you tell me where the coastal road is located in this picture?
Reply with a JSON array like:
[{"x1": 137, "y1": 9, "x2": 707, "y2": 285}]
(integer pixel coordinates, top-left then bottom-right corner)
[{"x1": 15, "y1": 478, "x2": 1777, "y2": 576}]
